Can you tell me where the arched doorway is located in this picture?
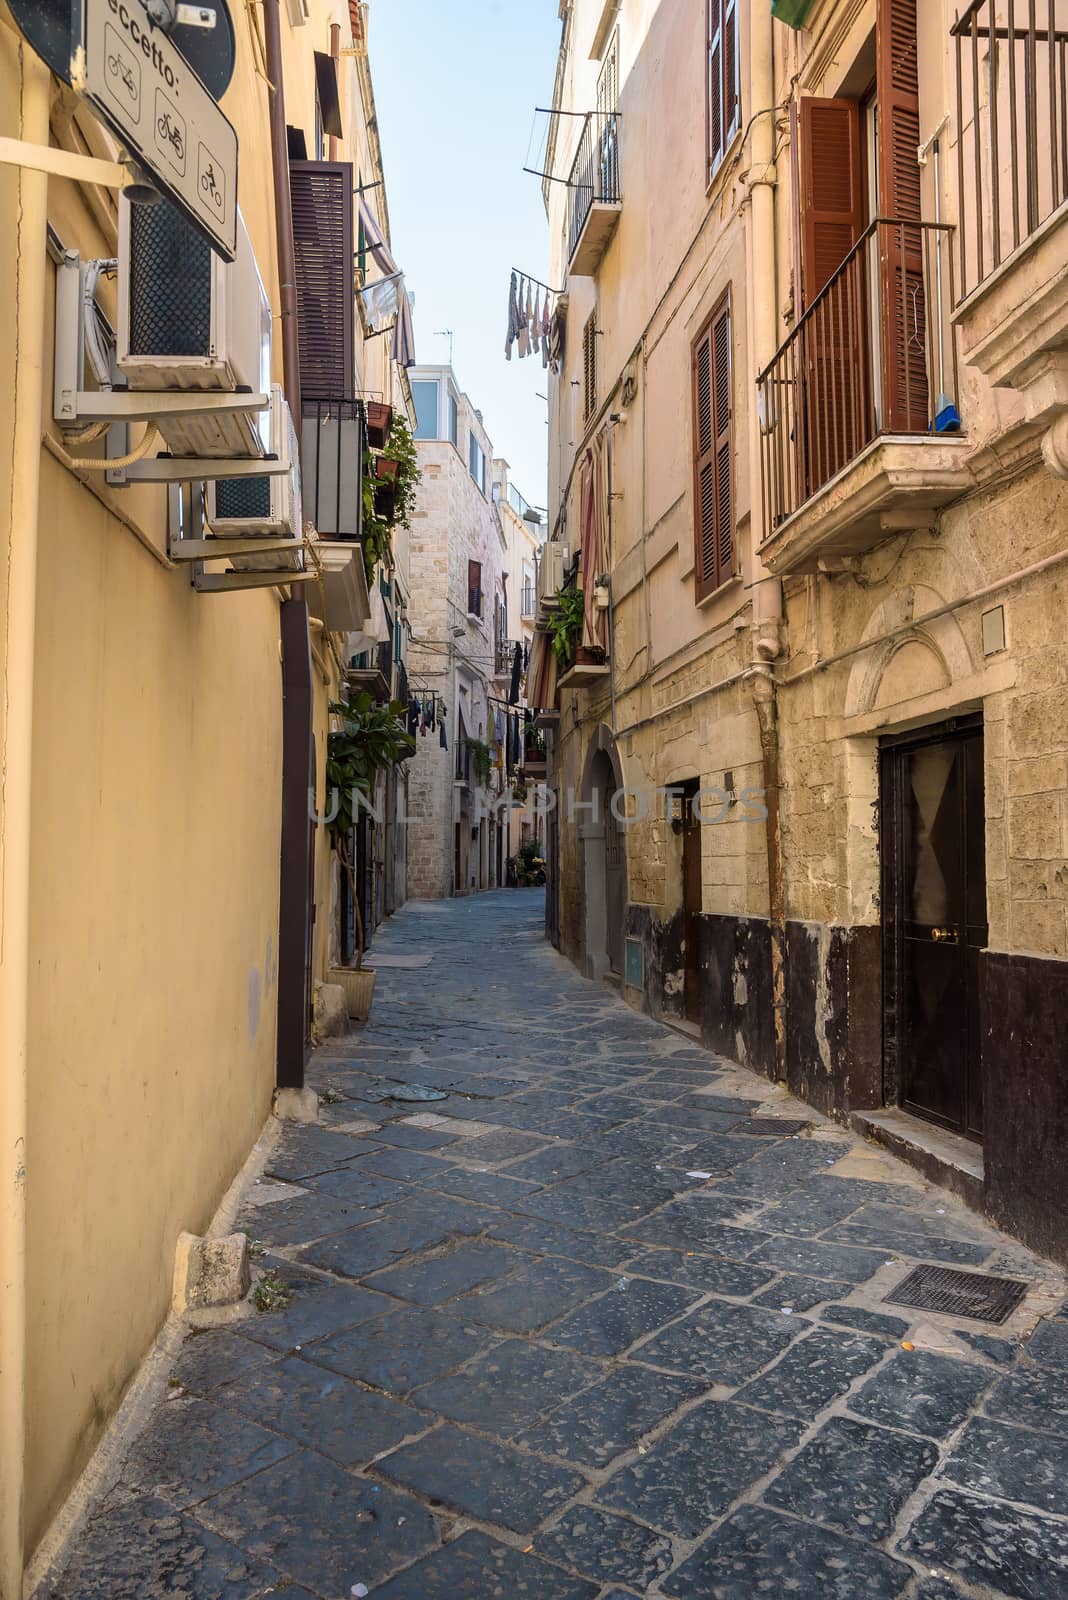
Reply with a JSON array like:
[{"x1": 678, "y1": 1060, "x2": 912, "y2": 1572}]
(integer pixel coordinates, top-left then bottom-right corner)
[{"x1": 580, "y1": 728, "x2": 627, "y2": 979}]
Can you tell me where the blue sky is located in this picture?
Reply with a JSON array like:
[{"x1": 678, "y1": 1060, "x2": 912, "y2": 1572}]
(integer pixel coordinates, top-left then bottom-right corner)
[{"x1": 370, "y1": 0, "x2": 561, "y2": 505}]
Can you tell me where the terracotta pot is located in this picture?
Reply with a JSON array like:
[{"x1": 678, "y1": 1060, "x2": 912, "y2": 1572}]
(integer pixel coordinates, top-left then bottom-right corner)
[
  {"x1": 365, "y1": 401, "x2": 393, "y2": 447},
  {"x1": 574, "y1": 644, "x2": 606, "y2": 665},
  {"x1": 375, "y1": 456, "x2": 400, "y2": 483},
  {"x1": 328, "y1": 966, "x2": 377, "y2": 1021}
]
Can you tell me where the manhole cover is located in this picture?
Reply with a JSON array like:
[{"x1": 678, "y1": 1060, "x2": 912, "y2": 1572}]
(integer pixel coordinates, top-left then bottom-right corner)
[{"x1": 885, "y1": 1264, "x2": 1028, "y2": 1325}]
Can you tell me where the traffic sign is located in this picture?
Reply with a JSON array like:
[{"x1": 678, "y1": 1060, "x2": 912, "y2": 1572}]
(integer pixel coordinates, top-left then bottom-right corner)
[{"x1": 70, "y1": 0, "x2": 238, "y2": 260}]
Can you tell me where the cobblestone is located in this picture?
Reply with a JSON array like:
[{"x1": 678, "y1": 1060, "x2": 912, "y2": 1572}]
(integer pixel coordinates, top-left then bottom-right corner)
[{"x1": 52, "y1": 891, "x2": 1068, "y2": 1598}]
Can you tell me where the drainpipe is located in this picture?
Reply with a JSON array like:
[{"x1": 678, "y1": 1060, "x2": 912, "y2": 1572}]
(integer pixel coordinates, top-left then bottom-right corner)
[
  {"x1": 747, "y1": 3, "x2": 788, "y2": 1082},
  {"x1": 0, "y1": 41, "x2": 49, "y2": 1599},
  {"x1": 263, "y1": 0, "x2": 313, "y2": 1090}
]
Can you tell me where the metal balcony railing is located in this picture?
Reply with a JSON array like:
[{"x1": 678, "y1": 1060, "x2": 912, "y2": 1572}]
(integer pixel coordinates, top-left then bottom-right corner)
[
  {"x1": 520, "y1": 584, "x2": 536, "y2": 618},
  {"x1": 567, "y1": 111, "x2": 621, "y2": 266},
  {"x1": 301, "y1": 398, "x2": 366, "y2": 542},
  {"x1": 495, "y1": 638, "x2": 516, "y2": 676},
  {"x1": 757, "y1": 219, "x2": 959, "y2": 532},
  {"x1": 953, "y1": 0, "x2": 1068, "y2": 300}
]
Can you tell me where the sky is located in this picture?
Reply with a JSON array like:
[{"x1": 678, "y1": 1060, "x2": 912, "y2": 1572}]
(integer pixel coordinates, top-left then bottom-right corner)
[{"x1": 369, "y1": 0, "x2": 562, "y2": 507}]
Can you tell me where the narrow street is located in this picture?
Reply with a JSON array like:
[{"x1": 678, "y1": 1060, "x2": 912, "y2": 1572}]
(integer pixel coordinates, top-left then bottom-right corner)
[{"x1": 56, "y1": 892, "x2": 1068, "y2": 1600}]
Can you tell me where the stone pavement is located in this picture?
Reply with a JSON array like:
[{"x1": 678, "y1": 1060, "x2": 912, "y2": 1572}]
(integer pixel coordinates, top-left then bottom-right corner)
[{"x1": 53, "y1": 891, "x2": 1068, "y2": 1599}]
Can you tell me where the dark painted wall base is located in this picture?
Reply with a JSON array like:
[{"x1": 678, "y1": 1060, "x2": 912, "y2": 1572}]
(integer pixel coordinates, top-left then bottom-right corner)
[
  {"x1": 698, "y1": 914, "x2": 776, "y2": 1078},
  {"x1": 982, "y1": 949, "x2": 1068, "y2": 1266},
  {"x1": 784, "y1": 921, "x2": 882, "y2": 1119}
]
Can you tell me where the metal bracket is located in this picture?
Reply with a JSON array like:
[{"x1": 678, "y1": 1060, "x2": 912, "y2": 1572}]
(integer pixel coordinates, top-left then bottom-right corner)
[
  {"x1": 193, "y1": 570, "x2": 314, "y2": 593},
  {"x1": 170, "y1": 536, "x2": 304, "y2": 563},
  {"x1": 0, "y1": 136, "x2": 129, "y2": 190},
  {"x1": 121, "y1": 452, "x2": 286, "y2": 484}
]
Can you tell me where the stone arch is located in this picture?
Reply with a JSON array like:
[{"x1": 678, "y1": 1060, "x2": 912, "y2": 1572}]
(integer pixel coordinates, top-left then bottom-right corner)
[
  {"x1": 579, "y1": 725, "x2": 628, "y2": 979},
  {"x1": 845, "y1": 587, "x2": 977, "y2": 720}
]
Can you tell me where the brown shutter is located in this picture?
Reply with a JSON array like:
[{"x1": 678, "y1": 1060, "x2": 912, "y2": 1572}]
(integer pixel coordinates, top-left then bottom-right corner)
[
  {"x1": 877, "y1": 0, "x2": 927, "y2": 430},
  {"x1": 797, "y1": 97, "x2": 864, "y2": 308},
  {"x1": 289, "y1": 161, "x2": 355, "y2": 400},
  {"x1": 707, "y1": 0, "x2": 738, "y2": 181},
  {"x1": 468, "y1": 560, "x2": 482, "y2": 616},
  {"x1": 693, "y1": 292, "x2": 733, "y2": 601}
]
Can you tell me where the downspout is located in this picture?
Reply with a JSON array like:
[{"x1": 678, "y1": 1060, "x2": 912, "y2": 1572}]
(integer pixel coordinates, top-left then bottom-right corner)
[
  {"x1": 747, "y1": 3, "x2": 788, "y2": 1082},
  {"x1": 263, "y1": 0, "x2": 313, "y2": 1091},
  {"x1": 0, "y1": 40, "x2": 49, "y2": 1599}
]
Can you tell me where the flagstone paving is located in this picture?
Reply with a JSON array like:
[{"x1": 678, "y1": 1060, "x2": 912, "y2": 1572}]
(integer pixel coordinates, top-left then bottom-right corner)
[{"x1": 52, "y1": 891, "x2": 1068, "y2": 1598}]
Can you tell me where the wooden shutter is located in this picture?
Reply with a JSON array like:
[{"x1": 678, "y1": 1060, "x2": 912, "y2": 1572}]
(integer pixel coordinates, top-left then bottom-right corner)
[
  {"x1": 877, "y1": 0, "x2": 927, "y2": 430},
  {"x1": 797, "y1": 97, "x2": 864, "y2": 308},
  {"x1": 582, "y1": 314, "x2": 597, "y2": 423},
  {"x1": 290, "y1": 161, "x2": 355, "y2": 400},
  {"x1": 707, "y1": 0, "x2": 739, "y2": 182},
  {"x1": 693, "y1": 293, "x2": 733, "y2": 601},
  {"x1": 468, "y1": 559, "x2": 482, "y2": 616}
]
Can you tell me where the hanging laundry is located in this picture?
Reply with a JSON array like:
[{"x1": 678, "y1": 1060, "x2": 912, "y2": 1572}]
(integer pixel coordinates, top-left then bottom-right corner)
[
  {"x1": 495, "y1": 707, "x2": 505, "y2": 746},
  {"x1": 509, "y1": 640, "x2": 522, "y2": 705},
  {"x1": 542, "y1": 294, "x2": 551, "y2": 369},
  {"x1": 531, "y1": 287, "x2": 542, "y2": 355},
  {"x1": 408, "y1": 698, "x2": 419, "y2": 737},
  {"x1": 439, "y1": 716, "x2": 447, "y2": 751},
  {"x1": 518, "y1": 277, "x2": 530, "y2": 358},
  {"x1": 526, "y1": 280, "x2": 535, "y2": 352},
  {"x1": 504, "y1": 270, "x2": 521, "y2": 361}
]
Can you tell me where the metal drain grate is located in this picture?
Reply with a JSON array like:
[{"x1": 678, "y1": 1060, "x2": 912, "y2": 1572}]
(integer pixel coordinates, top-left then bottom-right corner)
[{"x1": 885, "y1": 1264, "x2": 1028, "y2": 1325}]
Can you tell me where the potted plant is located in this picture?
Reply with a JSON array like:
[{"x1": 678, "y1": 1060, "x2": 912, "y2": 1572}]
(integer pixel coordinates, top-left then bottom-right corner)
[
  {"x1": 546, "y1": 586, "x2": 585, "y2": 669},
  {"x1": 361, "y1": 415, "x2": 421, "y2": 588},
  {"x1": 325, "y1": 692, "x2": 415, "y2": 1019},
  {"x1": 365, "y1": 400, "x2": 393, "y2": 448},
  {"x1": 374, "y1": 455, "x2": 400, "y2": 484},
  {"x1": 465, "y1": 735, "x2": 493, "y2": 787},
  {"x1": 512, "y1": 838, "x2": 547, "y2": 887}
]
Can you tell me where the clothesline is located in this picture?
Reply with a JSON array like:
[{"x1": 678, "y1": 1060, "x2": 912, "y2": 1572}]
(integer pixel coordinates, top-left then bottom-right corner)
[{"x1": 510, "y1": 268, "x2": 563, "y2": 296}]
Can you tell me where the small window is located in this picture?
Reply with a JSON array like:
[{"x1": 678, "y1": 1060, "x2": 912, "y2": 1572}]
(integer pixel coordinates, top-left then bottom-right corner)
[
  {"x1": 448, "y1": 392, "x2": 459, "y2": 447},
  {"x1": 469, "y1": 433, "x2": 486, "y2": 494},
  {"x1": 468, "y1": 559, "x2": 483, "y2": 618},
  {"x1": 412, "y1": 381, "x2": 439, "y2": 439},
  {"x1": 707, "y1": 0, "x2": 740, "y2": 183},
  {"x1": 692, "y1": 290, "x2": 734, "y2": 600},
  {"x1": 582, "y1": 313, "x2": 598, "y2": 425}
]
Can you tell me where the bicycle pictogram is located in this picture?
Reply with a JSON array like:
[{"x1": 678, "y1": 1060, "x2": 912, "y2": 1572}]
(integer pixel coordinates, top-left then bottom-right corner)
[
  {"x1": 107, "y1": 53, "x2": 137, "y2": 102},
  {"x1": 157, "y1": 110, "x2": 185, "y2": 163}
]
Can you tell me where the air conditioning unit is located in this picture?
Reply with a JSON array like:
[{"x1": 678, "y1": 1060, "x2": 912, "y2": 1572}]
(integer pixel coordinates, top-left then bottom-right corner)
[
  {"x1": 204, "y1": 389, "x2": 304, "y2": 572},
  {"x1": 117, "y1": 197, "x2": 271, "y2": 459},
  {"x1": 537, "y1": 541, "x2": 570, "y2": 612}
]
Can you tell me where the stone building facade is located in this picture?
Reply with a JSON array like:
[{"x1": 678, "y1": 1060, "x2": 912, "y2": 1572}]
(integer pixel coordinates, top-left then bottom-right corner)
[
  {"x1": 536, "y1": 0, "x2": 1068, "y2": 1263},
  {"x1": 405, "y1": 365, "x2": 515, "y2": 897}
]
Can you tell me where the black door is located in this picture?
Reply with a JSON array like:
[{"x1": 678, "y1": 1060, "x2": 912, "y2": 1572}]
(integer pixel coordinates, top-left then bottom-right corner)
[
  {"x1": 681, "y1": 783, "x2": 703, "y2": 1024},
  {"x1": 882, "y1": 720, "x2": 986, "y2": 1140},
  {"x1": 604, "y1": 779, "x2": 626, "y2": 976}
]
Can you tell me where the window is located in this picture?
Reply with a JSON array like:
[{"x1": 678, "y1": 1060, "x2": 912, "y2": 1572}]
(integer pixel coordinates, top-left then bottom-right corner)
[
  {"x1": 468, "y1": 559, "x2": 483, "y2": 618},
  {"x1": 469, "y1": 433, "x2": 486, "y2": 494},
  {"x1": 448, "y1": 392, "x2": 459, "y2": 447},
  {"x1": 412, "y1": 381, "x2": 439, "y2": 439},
  {"x1": 692, "y1": 291, "x2": 734, "y2": 600},
  {"x1": 582, "y1": 313, "x2": 598, "y2": 425},
  {"x1": 707, "y1": 0, "x2": 739, "y2": 183},
  {"x1": 290, "y1": 162, "x2": 354, "y2": 400}
]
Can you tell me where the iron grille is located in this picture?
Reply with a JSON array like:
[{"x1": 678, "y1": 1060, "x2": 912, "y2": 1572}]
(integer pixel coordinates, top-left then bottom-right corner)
[
  {"x1": 885, "y1": 1264, "x2": 1028, "y2": 1325},
  {"x1": 214, "y1": 476, "x2": 272, "y2": 520},
  {"x1": 129, "y1": 200, "x2": 212, "y2": 356}
]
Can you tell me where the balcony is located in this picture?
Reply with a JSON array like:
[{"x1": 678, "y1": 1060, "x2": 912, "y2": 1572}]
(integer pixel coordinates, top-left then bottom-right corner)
[
  {"x1": 346, "y1": 639, "x2": 392, "y2": 704},
  {"x1": 952, "y1": 0, "x2": 1068, "y2": 472},
  {"x1": 520, "y1": 584, "x2": 536, "y2": 619},
  {"x1": 302, "y1": 398, "x2": 366, "y2": 543},
  {"x1": 522, "y1": 728, "x2": 547, "y2": 779},
  {"x1": 567, "y1": 111, "x2": 621, "y2": 276},
  {"x1": 757, "y1": 219, "x2": 971, "y2": 574},
  {"x1": 495, "y1": 638, "x2": 517, "y2": 677}
]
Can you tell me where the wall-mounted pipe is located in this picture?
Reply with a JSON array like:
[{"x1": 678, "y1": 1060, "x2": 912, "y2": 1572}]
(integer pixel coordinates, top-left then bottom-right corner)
[{"x1": 0, "y1": 41, "x2": 50, "y2": 1600}]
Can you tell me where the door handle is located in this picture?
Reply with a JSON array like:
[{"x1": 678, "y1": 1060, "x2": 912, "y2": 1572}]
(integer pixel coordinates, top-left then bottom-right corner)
[{"x1": 931, "y1": 927, "x2": 958, "y2": 943}]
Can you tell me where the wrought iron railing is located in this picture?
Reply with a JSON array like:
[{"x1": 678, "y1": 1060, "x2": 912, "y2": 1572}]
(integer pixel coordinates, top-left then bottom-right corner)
[
  {"x1": 953, "y1": 0, "x2": 1068, "y2": 300},
  {"x1": 495, "y1": 638, "x2": 516, "y2": 676},
  {"x1": 567, "y1": 111, "x2": 621, "y2": 264},
  {"x1": 757, "y1": 219, "x2": 959, "y2": 533},
  {"x1": 301, "y1": 398, "x2": 366, "y2": 542}
]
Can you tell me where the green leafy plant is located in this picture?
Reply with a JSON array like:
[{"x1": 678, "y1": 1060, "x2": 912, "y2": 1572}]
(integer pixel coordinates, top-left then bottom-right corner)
[
  {"x1": 251, "y1": 1272, "x2": 293, "y2": 1313},
  {"x1": 547, "y1": 586, "x2": 585, "y2": 666},
  {"x1": 511, "y1": 837, "x2": 547, "y2": 887},
  {"x1": 360, "y1": 415, "x2": 421, "y2": 587},
  {"x1": 465, "y1": 736, "x2": 493, "y2": 787},
  {"x1": 327, "y1": 693, "x2": 415, "y2": 967}
]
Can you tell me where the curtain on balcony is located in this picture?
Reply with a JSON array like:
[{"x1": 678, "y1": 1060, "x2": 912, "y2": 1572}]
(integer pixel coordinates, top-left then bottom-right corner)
[{"x1": 357, "y1": 196, "x2": 416, "y2": 368}]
